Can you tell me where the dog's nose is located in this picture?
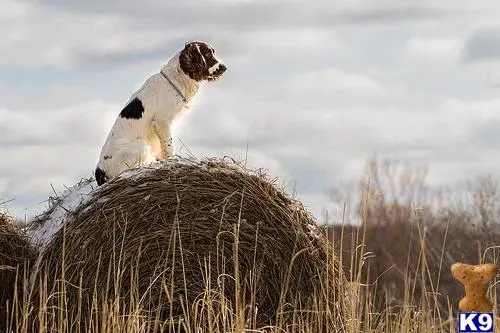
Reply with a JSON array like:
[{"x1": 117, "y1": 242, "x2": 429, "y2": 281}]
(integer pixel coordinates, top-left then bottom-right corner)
[{"x1": 218, "y1": 64, "x2": 227, "y2": 73}]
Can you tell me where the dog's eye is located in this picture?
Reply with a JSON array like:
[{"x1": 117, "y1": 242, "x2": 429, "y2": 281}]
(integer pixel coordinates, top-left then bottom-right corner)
[{"x1": 205, "y1": 52, "x2": 211, "y2": 58}]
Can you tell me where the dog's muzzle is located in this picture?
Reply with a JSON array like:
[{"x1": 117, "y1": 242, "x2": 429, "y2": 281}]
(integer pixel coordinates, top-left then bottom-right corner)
[
  {"x1": 215, "y1": 63, "x2": 227, "y2": 75},
  {"x1": 207, "y1": 63, "x2": 227, "y2": 81}
]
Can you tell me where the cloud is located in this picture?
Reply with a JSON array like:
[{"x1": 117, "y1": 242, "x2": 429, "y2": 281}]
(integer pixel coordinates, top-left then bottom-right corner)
[
  {"x1": 217, "y1": 28, "x2": 343, "y2": 62},
  {"x1": 32, "y1": 0, "x2": 443, "y2": 25},
  {"x1": 401, "y1": 36, "x2": 465, "y2": 67},
  {"x1": 1, "y1": 0, "x2": 454, "y2": 71},
  {"x1": 5, "y1": 0, "x2": 500, "y2": 71},
  {"x1": 0, "y1": 0, "x2": 348, "y2": 71},
  {"x1": 0, "y1": 102, "x2": 118, "y2": 146},
  {"x1": 0, "y1": 83, "x2": 90, "y2": 110},
  {"x1": 463, "y1": 28, "x2": 500, "y2": 62},
  {"x1": 27, "y1": 0, "x2": 500, "y2": 29},
  {"x1": 0, "y1": 0, "x2": 185, "y2": 70},
  {"x1": 280, "y1": 68, "x2": 388, "y2": 103}
]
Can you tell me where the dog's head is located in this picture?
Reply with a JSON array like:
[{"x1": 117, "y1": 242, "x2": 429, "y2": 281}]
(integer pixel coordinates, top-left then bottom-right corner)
[{"x1": 179, "y1": 41, "x2": 227, "y2": 82}]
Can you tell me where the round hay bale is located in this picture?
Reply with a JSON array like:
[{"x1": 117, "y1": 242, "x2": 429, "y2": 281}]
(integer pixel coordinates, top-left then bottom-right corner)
[
  {"x1": 0, "y1": 210, "x2": 37, "y2": 331},
  {"x1": 31, "y1": 158, "x2": 345, "y2": 331}
]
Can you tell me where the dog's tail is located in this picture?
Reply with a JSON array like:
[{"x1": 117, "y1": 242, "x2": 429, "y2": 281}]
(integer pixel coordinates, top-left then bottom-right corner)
[{"x1": 95, "y1": 167, "x2": 107, "y2": 186}]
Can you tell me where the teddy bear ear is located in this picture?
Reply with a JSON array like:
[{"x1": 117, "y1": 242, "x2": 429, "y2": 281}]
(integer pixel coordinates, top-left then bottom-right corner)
[
  {"x1": 450, "y1": 262, "x2": 464, "y2": 277},
  {"x1": 480, "y1": 264, "x2": 498, "y2": 280},
  {"x1": 452, "y1": 262, "x2": 497, "y2": 312}
]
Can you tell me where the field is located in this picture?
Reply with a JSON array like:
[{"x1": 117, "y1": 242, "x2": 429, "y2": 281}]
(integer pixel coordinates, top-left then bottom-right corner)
[{"x1": 1, "y1": 157, "x2": 500, "y2": 332}]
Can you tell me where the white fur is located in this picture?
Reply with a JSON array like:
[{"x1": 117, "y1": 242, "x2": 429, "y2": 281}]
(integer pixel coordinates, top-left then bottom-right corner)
[{"x1": 96, "y1": 50, "x2": 221, "y2": 182}]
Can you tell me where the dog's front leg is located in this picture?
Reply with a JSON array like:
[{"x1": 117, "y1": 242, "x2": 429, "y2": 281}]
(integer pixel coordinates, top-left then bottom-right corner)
[
  {"x1": 153, "y1": 120, "x2": 174, "y2": 160},
  {"x1": 163, "y1": 132, "x2": 174, "y2": 158}
]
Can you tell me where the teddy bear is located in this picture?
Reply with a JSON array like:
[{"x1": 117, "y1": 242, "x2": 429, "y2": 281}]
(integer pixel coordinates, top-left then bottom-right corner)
[{"x1": 451, "y1": 262, "x2": 498, "y2": 312}]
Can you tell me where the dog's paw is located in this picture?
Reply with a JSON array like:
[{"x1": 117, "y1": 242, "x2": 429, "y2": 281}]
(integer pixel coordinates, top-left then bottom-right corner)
[{"x1": 155, "y1": 157, "x2": 170, "y2": 165}]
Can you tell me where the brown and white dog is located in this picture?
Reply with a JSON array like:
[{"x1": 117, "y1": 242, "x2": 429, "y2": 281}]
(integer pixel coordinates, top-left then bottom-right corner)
[{"x1": 94, "y1": 41, "x2": 227, "y2": 186}]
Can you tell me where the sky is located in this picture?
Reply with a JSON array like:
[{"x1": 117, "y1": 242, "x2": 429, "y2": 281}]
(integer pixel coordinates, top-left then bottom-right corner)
[{"x1": 2, "y1": 0, "x2": 500, "y2": 223}]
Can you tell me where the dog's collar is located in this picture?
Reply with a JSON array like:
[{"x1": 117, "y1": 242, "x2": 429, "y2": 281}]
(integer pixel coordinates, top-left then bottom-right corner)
[{"x1": 160, "y1": 71, "x2": 188, "y2": 104}]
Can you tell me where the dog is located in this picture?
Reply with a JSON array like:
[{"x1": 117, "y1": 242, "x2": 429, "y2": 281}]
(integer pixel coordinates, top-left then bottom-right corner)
[{"x1": 94, "y1": 41, "x2": 227, "y2": 186}]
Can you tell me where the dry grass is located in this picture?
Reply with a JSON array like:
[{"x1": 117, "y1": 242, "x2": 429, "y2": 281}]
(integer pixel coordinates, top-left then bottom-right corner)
[
  {"x1": 0, "y1": 210, "x2": 38, "y2": 331},
  {"x1": 1, "y1": 156, "x2": 499, "y2": 333},
  {"x1": 323, "y1": 215, "x2": 500, "y2": 320}
]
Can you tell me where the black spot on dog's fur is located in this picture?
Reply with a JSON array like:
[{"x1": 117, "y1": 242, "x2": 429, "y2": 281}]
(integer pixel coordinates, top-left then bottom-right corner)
[
  {"x1": 119, "y1": 98, "x2": 144, "y2": 119},
  {"x1": 95, "y1": 167, "x2": 107, "y2": 186},
  {"x1": 103, "y1": 155, "x2": 112, "y2": 160}
]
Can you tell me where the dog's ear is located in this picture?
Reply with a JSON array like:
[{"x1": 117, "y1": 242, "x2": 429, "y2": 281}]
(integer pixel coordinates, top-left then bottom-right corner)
[{"x1": 179, "y1": 42, "x2": 205, "y2": 81}]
